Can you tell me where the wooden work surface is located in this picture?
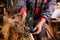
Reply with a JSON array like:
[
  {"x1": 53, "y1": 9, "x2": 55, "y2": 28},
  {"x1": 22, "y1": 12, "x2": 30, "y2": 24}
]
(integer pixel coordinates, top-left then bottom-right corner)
[
  {"x1": 46, "y1": 18, "x2": 60, "y2": 39},
  {"x1": 51, "y1": 18, "x2": 60, "y2": 22},
  {"x1": 51, "y1": 18, "x2": 60, "y2": 38}
]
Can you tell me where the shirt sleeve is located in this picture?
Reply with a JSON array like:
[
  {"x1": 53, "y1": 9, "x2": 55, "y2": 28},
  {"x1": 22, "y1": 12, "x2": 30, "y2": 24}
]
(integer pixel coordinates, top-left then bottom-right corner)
[
  {"x1": 41, "y1": 0, "x2": 56, "y2": 22},
  {"x1": 16, "y1": 0, "x2": 27, "y2": 15}
]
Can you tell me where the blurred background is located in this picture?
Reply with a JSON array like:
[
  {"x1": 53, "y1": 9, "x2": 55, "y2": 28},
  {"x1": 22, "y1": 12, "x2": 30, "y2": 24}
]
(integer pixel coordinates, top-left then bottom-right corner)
[{"x1": 0, "y1": 0, "x2": 60, "y2": 40}]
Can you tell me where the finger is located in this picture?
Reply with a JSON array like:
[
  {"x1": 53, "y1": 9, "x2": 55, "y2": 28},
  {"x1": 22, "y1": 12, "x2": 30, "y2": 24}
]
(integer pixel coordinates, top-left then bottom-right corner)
[
  {"x1": 33, "y1": 30, "x2": 41, "y2": 34},
  {"x1": 33, "y1": 26, "x2": 38, "y2": 31},
  {"x1": 33, "y1": 28, "x2": 41, "y2": 34}
]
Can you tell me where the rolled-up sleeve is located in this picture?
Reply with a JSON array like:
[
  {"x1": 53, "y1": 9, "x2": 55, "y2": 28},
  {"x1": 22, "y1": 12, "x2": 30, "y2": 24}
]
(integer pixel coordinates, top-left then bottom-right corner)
[{"x1": 41, "y1": 0, "x2": 56, "y2": 22}]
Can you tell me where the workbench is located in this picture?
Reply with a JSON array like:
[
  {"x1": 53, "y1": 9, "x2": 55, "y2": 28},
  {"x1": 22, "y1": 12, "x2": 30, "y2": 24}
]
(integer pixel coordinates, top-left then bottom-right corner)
[
  {"x1": 51, "y1": 18, "x2": 60, "y2": 38},
  {"x1": 46, "y1": 18, "x2": 60, "y2": 38}
]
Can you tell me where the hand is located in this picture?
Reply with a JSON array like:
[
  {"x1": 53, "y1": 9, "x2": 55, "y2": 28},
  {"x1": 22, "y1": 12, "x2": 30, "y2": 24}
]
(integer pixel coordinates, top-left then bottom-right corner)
[
  {"x1": 33, "y1": 18, "x2": 46, "y2": 34},
  {"x1": 33, "y1": 23, "x2": 42, "y2": 34}
]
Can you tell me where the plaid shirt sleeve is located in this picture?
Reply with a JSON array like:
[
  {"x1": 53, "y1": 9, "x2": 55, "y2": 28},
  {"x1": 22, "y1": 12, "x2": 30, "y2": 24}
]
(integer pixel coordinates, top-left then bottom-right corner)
[
  {"x1": 41, "y1": 0, "x2": 56, "y2": 22},
  {"x1": 16, "y1": 0, "x2": 27, "y2": 15}
]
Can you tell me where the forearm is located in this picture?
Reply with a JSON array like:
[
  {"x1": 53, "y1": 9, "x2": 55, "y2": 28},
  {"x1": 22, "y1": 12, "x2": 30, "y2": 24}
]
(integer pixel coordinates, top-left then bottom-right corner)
[
  {"x1": 22, "y1": 11, "x2": 27, "y2": 19},
  {"x1": 21, "y1": 9, "x2": 27, "y2": 22}
]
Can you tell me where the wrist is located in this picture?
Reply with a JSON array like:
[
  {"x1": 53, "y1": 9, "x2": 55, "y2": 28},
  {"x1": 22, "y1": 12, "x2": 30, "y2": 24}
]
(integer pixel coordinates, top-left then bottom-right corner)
[{"x1": 39, "y1": 18, "x2": 46, "y2": 25}]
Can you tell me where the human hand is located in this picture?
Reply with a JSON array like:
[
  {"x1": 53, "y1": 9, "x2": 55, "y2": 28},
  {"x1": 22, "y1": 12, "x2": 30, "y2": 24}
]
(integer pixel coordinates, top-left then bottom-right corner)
[
  {"x1": 33, "y1": 18, "x2": 46, "y2": 34},
  {"x1": 33, "y1": 22, "x2": 42, "y2": 34}
]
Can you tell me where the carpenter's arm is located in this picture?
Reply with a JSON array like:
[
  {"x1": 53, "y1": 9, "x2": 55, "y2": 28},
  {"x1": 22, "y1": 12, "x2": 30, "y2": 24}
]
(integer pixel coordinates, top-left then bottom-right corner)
[
  {"x1": 33, "y1": 0, "x2": 56, "y2": 34},
  {"x1": 41, "y1": 0, "x2": 57, "y2": 22},
  {"x1": 16, "y1": 0, "x2": 27, "y2": 21}
]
